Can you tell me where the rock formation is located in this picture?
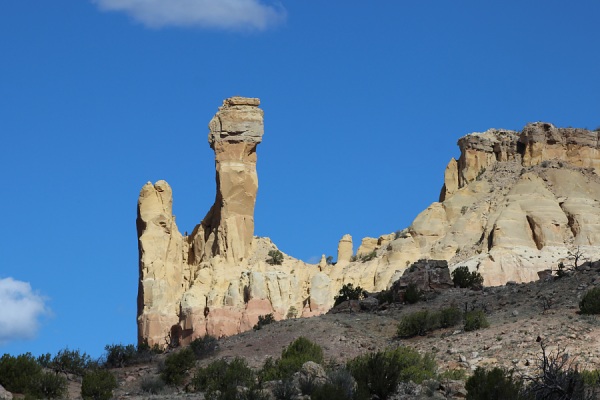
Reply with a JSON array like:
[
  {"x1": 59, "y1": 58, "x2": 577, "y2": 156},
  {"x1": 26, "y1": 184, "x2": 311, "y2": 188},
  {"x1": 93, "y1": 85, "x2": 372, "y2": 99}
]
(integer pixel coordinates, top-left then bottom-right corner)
[
  {"x1": 193, "y1": 96, "x2": 264, "y2": 264},
  {"x1": 391, "y1": 123, "x2": 600, "y2": 286},
  {"x1": 138, "y1": 99, "x2": 600, "y2": 347}
]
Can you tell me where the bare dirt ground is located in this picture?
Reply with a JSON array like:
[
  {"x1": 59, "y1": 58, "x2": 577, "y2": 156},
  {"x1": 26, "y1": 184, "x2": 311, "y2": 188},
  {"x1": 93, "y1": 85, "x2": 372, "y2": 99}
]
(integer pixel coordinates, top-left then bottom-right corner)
[{"x1": 61, "y1": 264, "x2": 600, "y2": 399}]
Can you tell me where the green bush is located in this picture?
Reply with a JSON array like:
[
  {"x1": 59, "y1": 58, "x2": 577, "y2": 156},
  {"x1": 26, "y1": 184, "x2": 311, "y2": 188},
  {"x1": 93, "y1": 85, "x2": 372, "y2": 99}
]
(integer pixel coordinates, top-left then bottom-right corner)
[
  {"x1": 451, "y1": 266, "x2": 484, "y2": 289},
  {"x1": 404, "y1": 283, "x2": 424, "y2": 304},
  {"x1": 267, "y1": 250, "x2": 284, "y2": 265},
  {"x1": 36, "y1": 371, "x2": 68, "y2": 399},
  {"x1": 579, "y1": 287, "x2": 600, "y2": 314},
  {"x1": 193, "y1": 357, "x2": 255, "y2": 397},
  {"x1": 190, "y1": 335, "x2": 218, "y2": 359},
  {"x1": 348, "y1": 346, "x2": 435, "y2": 400},
  {"x1": 376, "y1": 290, "x2": 395, "y2": 305},
  {"x1": 140, "y1": 375, "x2": 166, "y2": 394},
  {"x1": 580, "y1": 369, "x2": 600, "y2": 386},
  {"x1": 397, "y1": 307, "x2": 463, "y2": 338},
  {"x1": 439, "y1": 368, "x2": 467, "y2": 381},
  {"x1": 322, "y1": 368, "x2": 355, "y2": 400},
  {"x1": 104, "y1": 342, "x2": 162, "y2": 368},
  {"x1": 465, "y1": 367, "x2": 527, "y2": 400},
  {"x1": 104, "y1": 343, "x2": 137, "y2": 368},
  {"x1": 160, "y1": 348, "x2": 196, "y2": 385},
  {"x1": 464, "y1": 310, "x2": 490, "y2": 332},
  {"x1": 273, "y1": 379, "x2": 296, "y2": 400},
  {"x1": 50, "y1": 347, "x2": 93, "y2": 376},
  {"x1": 358, "y1": 250, "x2": 377, "y2": 262},
  {"x1": 439, "y1": 306, "x2": 463, "y2": 328},
  {"x1": 253, "y1": 313, "x2": 275, "y2": 330},
  {"x1": 334, "y1": 283, "x2": 366, "y2": 306},
  {"x1": 397, "y1": 310, "x2": 432, "y2": 338},
  {"x1": 0, "y1": 353, "x2": 43, "y2": 395},
  {"x1": 81, "y1": 369, "x2": 118, "y2": 400},
  {"x1": 259, "y1": 337, "x2": 324, "y2": 381}
]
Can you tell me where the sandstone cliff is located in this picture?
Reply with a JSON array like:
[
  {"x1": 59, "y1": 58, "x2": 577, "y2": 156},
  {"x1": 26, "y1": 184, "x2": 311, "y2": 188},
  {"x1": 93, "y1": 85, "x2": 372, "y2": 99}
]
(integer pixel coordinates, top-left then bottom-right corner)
[{"x1": 137, "y1": 99, "x2": 600, "y2": 347}]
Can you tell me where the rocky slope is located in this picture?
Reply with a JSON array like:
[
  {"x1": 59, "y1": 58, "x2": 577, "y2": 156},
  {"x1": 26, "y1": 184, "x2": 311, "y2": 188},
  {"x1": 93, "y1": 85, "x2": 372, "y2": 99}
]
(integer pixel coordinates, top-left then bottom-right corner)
[
  {"x1": 136, "y1": 96, "x2": 600, "y2": 347},
  {"x1": 53, "y1": 261, "x2": 600, "y2": 400}
]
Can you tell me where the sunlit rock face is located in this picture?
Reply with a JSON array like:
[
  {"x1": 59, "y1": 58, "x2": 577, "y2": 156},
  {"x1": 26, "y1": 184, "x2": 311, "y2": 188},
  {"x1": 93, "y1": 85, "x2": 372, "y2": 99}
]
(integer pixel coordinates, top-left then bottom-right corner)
[
  {"x1": 137, "y1": 106, "x2": 600, "y2": 348},
  {"x1": 403, "y1": 123, "x2": 600, "y2": 286}
]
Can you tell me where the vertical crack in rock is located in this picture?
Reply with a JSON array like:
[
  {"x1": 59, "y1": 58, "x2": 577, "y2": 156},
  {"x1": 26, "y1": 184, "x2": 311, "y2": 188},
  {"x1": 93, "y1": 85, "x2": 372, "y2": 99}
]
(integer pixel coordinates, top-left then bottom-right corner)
[{"x1": 526, "y1": 215, "x2": 543, "y2": 250}]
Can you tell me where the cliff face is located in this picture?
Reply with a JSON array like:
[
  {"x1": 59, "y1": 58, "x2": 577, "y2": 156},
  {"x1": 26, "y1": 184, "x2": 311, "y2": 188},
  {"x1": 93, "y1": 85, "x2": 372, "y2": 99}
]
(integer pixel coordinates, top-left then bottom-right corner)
[
  {"x1": 137, "y1": 99, "x2": 600, "y2": 347},
  {"x1": 395, "y1": 122, "x2": 600, "y2": 285}
]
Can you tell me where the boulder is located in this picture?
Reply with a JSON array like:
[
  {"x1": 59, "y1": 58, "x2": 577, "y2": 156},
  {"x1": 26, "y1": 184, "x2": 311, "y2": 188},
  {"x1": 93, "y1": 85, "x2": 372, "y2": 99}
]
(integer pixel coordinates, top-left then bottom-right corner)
[
  {"x1": 391, "y1": 259, "x2": 453, "y2": 294},
  {"x1": 0, "y1": 385, "x2": 12, "y2": 400}
]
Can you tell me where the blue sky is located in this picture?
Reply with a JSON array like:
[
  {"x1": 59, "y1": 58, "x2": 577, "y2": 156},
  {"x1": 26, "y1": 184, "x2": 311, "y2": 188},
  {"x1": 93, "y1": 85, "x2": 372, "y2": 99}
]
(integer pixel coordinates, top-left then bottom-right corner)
[{"x1": 1, "y1": 1, "x2": 599, "y2": 358}]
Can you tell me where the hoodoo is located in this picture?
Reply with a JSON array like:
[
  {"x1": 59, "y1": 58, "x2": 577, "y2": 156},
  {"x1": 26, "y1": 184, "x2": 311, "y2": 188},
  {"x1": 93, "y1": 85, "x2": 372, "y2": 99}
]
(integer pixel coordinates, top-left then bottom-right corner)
[{"x1": 137, "y1": 99, "x2": 600, "y2": 348}]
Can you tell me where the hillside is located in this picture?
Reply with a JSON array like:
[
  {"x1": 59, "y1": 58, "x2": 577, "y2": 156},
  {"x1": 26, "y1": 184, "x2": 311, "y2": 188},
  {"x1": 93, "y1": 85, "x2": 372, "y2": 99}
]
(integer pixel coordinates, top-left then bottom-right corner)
[{"x1": 43, "y1": 259, "x2": 600, "y2": 399}]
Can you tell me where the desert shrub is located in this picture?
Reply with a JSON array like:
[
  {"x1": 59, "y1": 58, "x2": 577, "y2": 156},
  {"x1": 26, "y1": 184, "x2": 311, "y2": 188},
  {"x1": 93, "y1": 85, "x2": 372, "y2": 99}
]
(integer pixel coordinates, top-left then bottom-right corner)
[
  {"x1": 358, "y1": 250, "x2": 377, "y2": 262},
  {"x1": 404, "y1": 283, "x2": 424, "y2": 304},
  {"x1": 579, "y1": 287, "x2": 600, "y2": 314},
  {"x1": 348, "y1": 346, "x2": 435, "y2": 400},
  {"x1": 104, "y1": 343, "x2": 137, "y2": 368},
  {"x1": 160, "y1": 348, "x2": 196, "y2": 385},
  {"x1": 267, "y1": 250, "x2": 284, "y2": 265},
  {"x1": 440, "y1": 368, "x2": 467, "y2": 381},
  {"x1": 193, "y1": 357, "x2": 255, "y2": 397},
  {"x1": 81, "y1": 369, "x2": 118, "y2": 400},
  {"x1": 254, "y1": 313, "x2": 275, "y2": 330},
  {"x1": 312, "y1": 382, "x2": 352, "y2": 400},
  {"x1": 439, "y1": 306, "x2": 463, "y2": 328},
  {"x1": 277, "y1": 337, "x2": 323, "y2": 377},
  {"x1": 397, "y1": 307, "x2": 462, "y2": 338},
  {"x1": 524, "y1": 343, "x2": 594, "y2": 400},
  {"x1": 273, "y1": 379, "x2": 297, "y2": 400},
  {"x1": 556, "y1": 262, "x2": 568, "y2": 278},
  {"x1": 190, "y1": 335, "x2": 218, "y2": 359},
  {"x1": 580, "y1": 369, "x2": 600, "y2": 386},
  {"x1": 259, "y1": 337, "x2": 324, "y2": 381},
  {"x1": 397, "y1": 310, "x2": 433, "y2": 338},
  {"x1": 299, "y1": 374, "x2": 319, "y2": 395},
  {"x1": 48, "y1": 347, "x2": 93, "y2": 376},
  {"x1": 465, "y1": 367, "x2": 527, "y2": 400},
  {"x1": 0, "y1": 353, "x2": 43, "y2": 395},
  {"x1": 376, "y1": 289, "x2": 395, "y2": 305},
  {"x1": 334, "y1": 283, "x2": 366, "y2": 306},
  {"x1": 452, "y1": 266, "x2": 484, "y2": 289},
  {"x1": 286, "y1": 306, "x2": 298, "y2": 319},
  {"x1": 140, "y1": 375, "x2": 166, "y2": 394},
  {"x1": 464, "y1": 310, "x2": 490, "y2": 331},
  {"x1": 324, "y1": 367, "x2": 355, "y2": 399},
  {"x1": 239, "y1": 388, "x2": 271, "y2": 400},
  {"x1": 35, "y1": 371, "x2": 68, "y2": 399}
]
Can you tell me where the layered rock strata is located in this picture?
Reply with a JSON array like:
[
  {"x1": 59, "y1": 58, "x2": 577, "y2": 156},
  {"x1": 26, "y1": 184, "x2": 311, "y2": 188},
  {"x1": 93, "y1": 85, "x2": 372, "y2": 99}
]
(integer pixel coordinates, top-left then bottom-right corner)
[{"x1": 392, "y1": 123, "x2": 600, "y2": 286}]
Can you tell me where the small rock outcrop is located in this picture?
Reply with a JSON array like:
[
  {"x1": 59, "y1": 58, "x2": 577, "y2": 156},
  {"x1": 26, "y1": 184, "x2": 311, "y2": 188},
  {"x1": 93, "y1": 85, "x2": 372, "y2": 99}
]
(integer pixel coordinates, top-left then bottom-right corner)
[{"x1": 391, "y1": 259, "x2": 453, "y2": 295}]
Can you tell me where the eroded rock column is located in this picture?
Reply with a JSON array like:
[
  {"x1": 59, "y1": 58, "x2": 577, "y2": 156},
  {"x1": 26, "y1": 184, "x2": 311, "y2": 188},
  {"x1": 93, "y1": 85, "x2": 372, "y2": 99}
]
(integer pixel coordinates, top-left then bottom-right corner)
[
  {"x1": 136, "y1": 181, "x2": 184, "y2": 347},
  {"x1": 190, "y1": 97, "x2": 264, "y2": 264}
]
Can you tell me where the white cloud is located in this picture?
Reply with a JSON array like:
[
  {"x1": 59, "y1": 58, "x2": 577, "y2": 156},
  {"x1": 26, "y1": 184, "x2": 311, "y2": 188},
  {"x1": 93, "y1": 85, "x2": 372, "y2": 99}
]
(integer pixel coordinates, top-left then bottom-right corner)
[
  {"x1": 0, "y1": 277, "x2": 50, "y2": 344},
  {"x1": 93, "y1": 0, "x2": 287, "y2": 31}
]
